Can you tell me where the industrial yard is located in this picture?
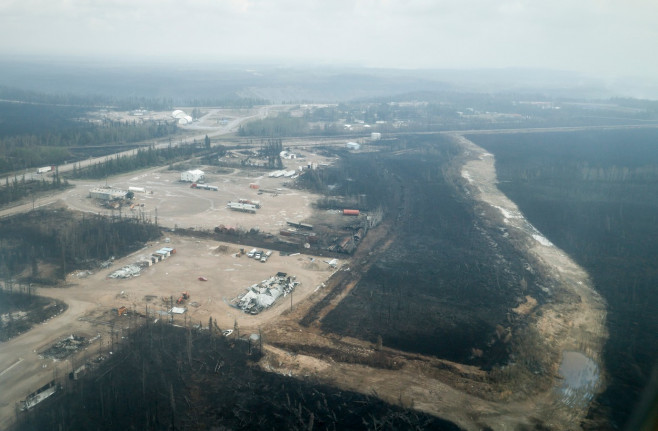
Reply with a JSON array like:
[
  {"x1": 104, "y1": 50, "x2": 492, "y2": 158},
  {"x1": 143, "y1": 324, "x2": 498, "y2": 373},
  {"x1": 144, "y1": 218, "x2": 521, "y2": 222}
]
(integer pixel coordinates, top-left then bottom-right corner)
[
  {"x1": 0, "y1": 144, "x2": 350, "y2": 428},
  {"x1": 60, "y1": 150, "x2": 337, "y2": 234},
  {"x1": 0, "y1": 231, "x2": 337, "y2": 428},
  {"x1": 80, "y1": 235, "x2": 336, "y2": 329}
]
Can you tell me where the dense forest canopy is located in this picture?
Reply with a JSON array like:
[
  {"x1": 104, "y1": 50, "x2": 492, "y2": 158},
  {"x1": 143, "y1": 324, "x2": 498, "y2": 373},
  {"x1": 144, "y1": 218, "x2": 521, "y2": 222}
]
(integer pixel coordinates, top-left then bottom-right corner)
[{"x1": 0, "y1": 101, "x2": 178, "y2": 174}]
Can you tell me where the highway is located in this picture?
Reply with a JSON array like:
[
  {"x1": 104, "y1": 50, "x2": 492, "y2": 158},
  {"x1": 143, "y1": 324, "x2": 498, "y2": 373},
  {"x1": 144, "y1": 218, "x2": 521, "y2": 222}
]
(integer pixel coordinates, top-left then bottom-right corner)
[{"x1": 0, "y1": 105, "x2": 275, "y2": 186}]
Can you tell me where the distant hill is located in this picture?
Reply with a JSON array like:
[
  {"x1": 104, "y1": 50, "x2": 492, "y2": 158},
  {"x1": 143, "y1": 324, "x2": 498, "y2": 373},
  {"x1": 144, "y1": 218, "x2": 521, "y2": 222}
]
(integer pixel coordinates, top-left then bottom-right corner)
[{"x1": 2, "y1": 57, "x2": 655, "y2": 104}]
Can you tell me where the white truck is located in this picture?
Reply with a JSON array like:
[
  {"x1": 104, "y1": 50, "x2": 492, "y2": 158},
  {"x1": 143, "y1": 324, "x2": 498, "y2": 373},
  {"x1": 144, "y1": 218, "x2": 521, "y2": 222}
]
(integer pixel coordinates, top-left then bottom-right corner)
[{"x1": 37, "y1": 166, "x2": 53, "y2": 174}]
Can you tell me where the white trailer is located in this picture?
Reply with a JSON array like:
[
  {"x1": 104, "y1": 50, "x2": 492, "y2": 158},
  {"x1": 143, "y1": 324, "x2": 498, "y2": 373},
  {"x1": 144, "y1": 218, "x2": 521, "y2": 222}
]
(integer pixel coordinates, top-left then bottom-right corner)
[
  {"x1": 36, "y1": 166, "x2": 53, "y2": 174},
  {"x1": 227, "y1": 202, "x2": 257, "y2": 213}
]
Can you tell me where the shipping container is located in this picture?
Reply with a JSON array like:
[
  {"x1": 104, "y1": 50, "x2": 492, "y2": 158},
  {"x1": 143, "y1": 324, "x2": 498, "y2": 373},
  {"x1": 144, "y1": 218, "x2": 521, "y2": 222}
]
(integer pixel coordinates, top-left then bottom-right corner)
[{"x1": 343, "y1": 209, "x2": 360, "y2": 216}]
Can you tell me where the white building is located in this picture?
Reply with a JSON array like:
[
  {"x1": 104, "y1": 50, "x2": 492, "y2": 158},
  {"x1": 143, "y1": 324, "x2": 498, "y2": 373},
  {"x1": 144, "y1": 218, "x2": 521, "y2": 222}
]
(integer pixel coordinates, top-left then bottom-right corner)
[
  {"x1": 345, "y1": 142, "x2": 361, "y2": 151},
  {"x1": 181, "y1": 169, "x2": 205, "y2": 182},
  {"x1": 172, "y1": 109, "x2": 193, "y2": 125},
  {"x1": 89, "y1": 187, "x2": 128, "y2": 201}
]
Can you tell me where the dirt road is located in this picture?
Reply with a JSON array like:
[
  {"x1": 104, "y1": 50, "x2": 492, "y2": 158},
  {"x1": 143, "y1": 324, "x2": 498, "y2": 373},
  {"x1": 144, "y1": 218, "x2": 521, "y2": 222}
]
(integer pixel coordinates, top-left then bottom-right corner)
[{"x1": 455, "y1": 132, "x2": 608, "y2": 425}]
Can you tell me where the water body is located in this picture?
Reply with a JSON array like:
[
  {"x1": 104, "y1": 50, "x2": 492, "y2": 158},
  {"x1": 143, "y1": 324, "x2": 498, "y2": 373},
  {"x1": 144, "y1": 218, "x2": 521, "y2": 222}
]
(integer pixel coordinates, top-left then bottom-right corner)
[{"x1": 558, "y1": 351, "x2": 600, "y2": 408}]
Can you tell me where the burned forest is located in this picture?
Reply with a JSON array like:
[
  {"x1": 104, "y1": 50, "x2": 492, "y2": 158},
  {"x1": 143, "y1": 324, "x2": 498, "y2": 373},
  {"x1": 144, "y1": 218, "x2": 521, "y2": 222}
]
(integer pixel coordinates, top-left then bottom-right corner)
[
  {"x1": 14, "y1": 323, "x2": 461, "y2": 431},
  {"x1": 0, "y1": 207, "x2": 160, "y2": 283}
]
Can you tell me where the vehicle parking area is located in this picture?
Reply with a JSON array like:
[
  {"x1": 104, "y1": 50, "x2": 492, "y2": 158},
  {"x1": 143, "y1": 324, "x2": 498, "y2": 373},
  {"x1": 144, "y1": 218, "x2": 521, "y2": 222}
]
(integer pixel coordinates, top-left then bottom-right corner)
[{"x1": 63, "y1": 152, "x2": 335, "y2": 234}]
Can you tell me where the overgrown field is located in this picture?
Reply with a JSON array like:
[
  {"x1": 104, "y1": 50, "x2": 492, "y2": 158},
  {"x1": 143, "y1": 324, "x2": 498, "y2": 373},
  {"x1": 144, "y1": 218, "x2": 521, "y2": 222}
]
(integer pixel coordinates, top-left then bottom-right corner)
[{"x1": 472, "y1": 128, "x2": 658, "y2": 429}]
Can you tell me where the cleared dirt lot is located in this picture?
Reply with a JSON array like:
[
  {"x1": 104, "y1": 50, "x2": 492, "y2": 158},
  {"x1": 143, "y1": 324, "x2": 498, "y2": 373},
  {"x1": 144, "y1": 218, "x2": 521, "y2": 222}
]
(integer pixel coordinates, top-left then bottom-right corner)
[
  {"x1": 62, "y1": 155, "x2": 336, "y2": 233},
  {"x1": 0, "y1": 234, "x2": 338, "y2": 428},
  {"x1": 94, "y1": 235, "x2": 338, "y2": 330},
  {"x1": 0, "y1": 147, "x2": 341, "y2": 427}
]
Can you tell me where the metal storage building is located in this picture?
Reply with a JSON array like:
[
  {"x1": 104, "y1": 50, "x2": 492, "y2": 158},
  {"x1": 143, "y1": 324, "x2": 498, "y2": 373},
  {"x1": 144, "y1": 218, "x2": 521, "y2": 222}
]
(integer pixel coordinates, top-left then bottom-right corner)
[{"x1": 89, "y1": 187, "x2": 128, "y2": 201}]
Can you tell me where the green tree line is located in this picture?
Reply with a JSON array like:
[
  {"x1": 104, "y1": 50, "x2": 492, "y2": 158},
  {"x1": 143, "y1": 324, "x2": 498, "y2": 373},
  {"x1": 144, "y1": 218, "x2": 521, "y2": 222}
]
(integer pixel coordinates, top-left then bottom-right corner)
[
  {"x1": 0, "y1": 116, "x2": 178, "y2": 175},
  {"x1": 238, "y1": 113, "x2": 309, "y2": 137},
  {"x1": 69, "y1": 144, "x2": 224, "y2": 179},
  {"x1": 0, "y1": 172, "x2": 70, "y2": 207}
]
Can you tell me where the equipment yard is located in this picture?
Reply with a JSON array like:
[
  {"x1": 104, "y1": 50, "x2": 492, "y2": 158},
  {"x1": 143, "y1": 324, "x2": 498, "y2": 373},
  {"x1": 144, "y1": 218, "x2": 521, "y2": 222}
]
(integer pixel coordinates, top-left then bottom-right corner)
[
  {"x1": 0, "y1": 234, "x2": 336, "y2": 427},
  {"x1": 0, "y1": 129, "x2": 618, "y2": 430},
  {"x1": 58, "y1": 148, "x2": 338, "y2": 234},
  {"x1": 0, "y1": 144, "x2": 344, "y2": 428}
]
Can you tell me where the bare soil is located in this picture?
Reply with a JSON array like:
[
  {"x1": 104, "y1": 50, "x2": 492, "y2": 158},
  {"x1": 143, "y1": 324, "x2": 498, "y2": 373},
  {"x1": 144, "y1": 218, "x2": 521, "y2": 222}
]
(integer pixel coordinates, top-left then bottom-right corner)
[
  {"x1": 60, "y1": 154, "x2": 335, "y2": 234},
  {"x1": 0, "y1": 234, "x2": 336, "y2": 428}
]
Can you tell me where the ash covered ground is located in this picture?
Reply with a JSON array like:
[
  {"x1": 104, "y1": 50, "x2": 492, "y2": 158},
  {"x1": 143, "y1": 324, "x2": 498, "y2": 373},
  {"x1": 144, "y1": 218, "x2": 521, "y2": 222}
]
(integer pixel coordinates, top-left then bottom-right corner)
[
  {"x1": 13, "y1": 324, "x2": 461, "y2": 431},
  {"x1": 321, "y1": 137, "x2": 543, "y2": 368}
]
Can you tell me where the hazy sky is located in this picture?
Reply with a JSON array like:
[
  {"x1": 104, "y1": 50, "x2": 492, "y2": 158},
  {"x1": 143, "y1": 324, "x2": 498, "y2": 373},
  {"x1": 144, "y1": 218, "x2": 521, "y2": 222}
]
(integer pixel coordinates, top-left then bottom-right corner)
[{"x1": 1, "y1": 0, "x2": 656, "y2": 79}]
